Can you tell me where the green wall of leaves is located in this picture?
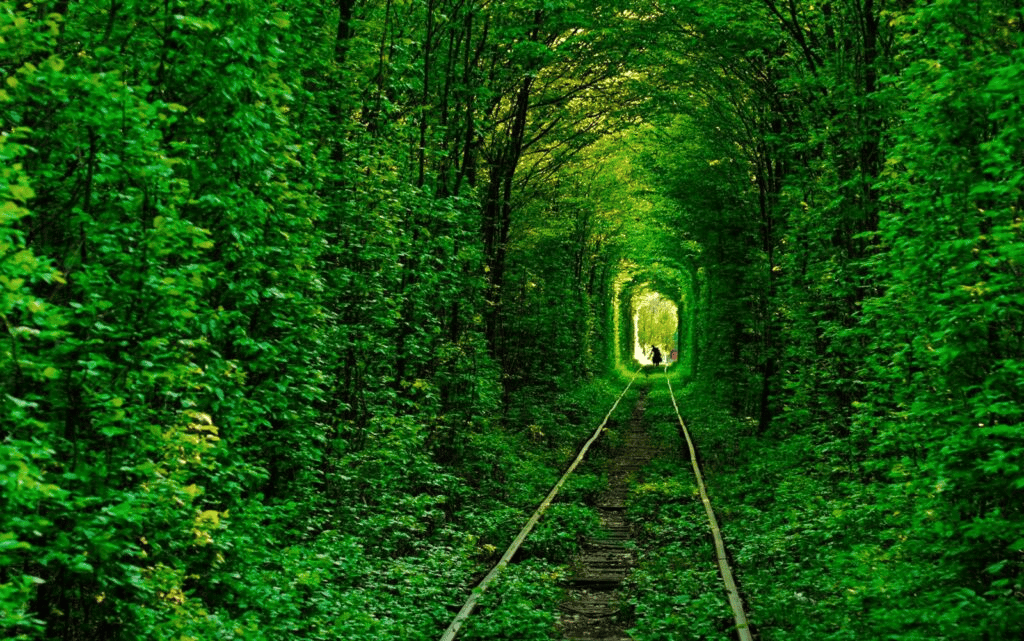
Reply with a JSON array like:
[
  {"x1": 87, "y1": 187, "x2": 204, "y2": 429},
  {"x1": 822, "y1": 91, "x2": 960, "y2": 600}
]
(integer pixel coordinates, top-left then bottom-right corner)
[{"x1": 3, "y1": 0, "x2": 1024, "y2": 639}]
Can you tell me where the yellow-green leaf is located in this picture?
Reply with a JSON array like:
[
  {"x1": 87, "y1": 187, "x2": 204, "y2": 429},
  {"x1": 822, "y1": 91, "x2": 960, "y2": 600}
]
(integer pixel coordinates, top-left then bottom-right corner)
[{"x1": 9, "y1": 183, "x2": 34, "y2": 202}]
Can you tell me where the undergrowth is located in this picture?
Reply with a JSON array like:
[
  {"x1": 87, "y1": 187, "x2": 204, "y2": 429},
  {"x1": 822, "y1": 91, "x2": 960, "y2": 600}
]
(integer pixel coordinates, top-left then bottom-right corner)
[{"x1": 666, "y1": 384, "x2": 1024, "y2": 640}]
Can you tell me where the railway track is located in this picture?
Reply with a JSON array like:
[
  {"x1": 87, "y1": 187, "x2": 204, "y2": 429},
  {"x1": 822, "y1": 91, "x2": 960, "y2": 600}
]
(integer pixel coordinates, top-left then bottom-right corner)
[{"x1": 438, "y1": 372, "x2": 751, "y2": 641}]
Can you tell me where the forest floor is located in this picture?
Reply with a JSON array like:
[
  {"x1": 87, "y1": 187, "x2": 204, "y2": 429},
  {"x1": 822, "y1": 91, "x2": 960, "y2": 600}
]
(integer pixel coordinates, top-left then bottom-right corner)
[{"x1": 556, "y1": 387, "x2": 661, "y2": 640}]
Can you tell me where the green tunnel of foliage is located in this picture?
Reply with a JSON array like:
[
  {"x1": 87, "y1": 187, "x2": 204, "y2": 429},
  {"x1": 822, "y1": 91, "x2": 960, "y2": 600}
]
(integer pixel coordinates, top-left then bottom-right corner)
[{"x1": 3, "y1": 0, "x2": 1024, "y2": 639}]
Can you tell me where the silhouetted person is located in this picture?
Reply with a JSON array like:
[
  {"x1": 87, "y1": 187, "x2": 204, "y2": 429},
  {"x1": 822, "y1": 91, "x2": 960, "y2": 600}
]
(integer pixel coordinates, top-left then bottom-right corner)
[{"x1": 651, "y1": 346, "x2": 662, "y2": 367}]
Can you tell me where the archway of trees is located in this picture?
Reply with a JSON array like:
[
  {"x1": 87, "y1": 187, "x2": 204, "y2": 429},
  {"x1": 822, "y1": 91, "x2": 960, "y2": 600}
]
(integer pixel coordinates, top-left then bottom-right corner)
[{"x1": 2, "y1": 1, "x2": 1022, "y2": 639}]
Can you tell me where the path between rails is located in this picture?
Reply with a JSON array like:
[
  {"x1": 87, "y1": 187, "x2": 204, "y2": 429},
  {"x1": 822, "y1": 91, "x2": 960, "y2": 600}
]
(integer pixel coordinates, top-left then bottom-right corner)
[{"x1": 557, "y1": 388, "x2": 659, "y2": 641}]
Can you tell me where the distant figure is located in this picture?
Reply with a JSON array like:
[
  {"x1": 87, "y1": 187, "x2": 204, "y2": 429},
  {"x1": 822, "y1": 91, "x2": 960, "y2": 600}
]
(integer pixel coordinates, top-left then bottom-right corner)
[
  {"x1": 670, "y1": 349, "x2": 678, "y2": 363},
  {"x1": 651, "y1": 346, "x2": 662, "y2": 367}
]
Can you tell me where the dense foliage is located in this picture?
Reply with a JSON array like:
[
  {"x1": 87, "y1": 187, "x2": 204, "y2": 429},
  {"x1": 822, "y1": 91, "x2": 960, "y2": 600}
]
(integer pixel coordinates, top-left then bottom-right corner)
[
  {"x1": 0, "y1": 0, "x2": 640, "y2": 638},
  {"x1": 629, "y1": 0, "x2": 1024, "y2": 637},
  {"x1": 3, "y1": 0, "x2": 1022, "y2": 639}
]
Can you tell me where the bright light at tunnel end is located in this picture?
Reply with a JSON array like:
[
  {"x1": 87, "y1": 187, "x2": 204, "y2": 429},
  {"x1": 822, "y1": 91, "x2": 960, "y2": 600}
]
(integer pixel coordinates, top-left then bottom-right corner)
[{"x1": 632, "y1": 291, "x2": 678, "y2": 366}]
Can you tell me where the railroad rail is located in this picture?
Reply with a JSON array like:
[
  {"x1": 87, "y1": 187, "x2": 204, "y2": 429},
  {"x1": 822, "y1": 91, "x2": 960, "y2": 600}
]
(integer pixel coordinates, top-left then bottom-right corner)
[
  {"x1": 665, "y1": 375, "x2": 753, "y2": 641},
  {"x1": 438, "y1": 370, "x2": 752, "y2": 641}
]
